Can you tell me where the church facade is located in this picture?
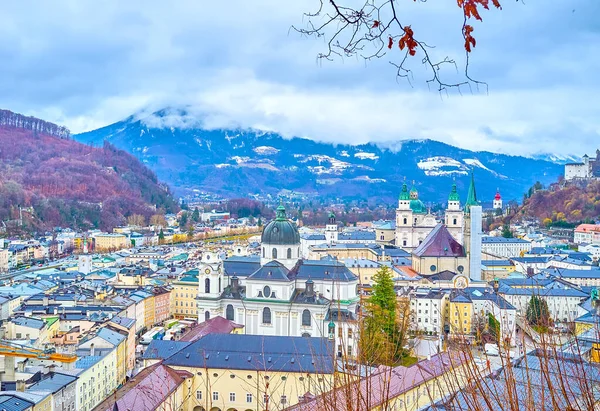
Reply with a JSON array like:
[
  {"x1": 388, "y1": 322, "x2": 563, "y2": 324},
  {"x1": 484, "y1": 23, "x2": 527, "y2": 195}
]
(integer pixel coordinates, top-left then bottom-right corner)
[
  {"x1": 395, "y1": 183, "x2": 464, "y2": 249},
  {"x1": 196, "y1": 204, "x2": 360, "y2": 357}
]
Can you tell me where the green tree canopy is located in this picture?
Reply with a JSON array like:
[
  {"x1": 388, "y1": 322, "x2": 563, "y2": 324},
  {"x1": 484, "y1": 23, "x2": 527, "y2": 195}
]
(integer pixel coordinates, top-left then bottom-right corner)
[{"x1": 526, "y1": 295, "x2": 550, "y2": 327}]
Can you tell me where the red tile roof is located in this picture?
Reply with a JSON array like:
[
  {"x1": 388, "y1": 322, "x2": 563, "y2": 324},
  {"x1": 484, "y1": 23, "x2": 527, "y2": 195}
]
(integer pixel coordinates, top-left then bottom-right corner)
[{"x1": 179, "y1": 315, "x2": 243, "y2": 342}]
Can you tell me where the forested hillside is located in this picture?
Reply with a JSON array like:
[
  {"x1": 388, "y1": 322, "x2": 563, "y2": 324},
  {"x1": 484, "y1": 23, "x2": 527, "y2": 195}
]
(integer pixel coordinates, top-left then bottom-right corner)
[{"x1": 0, "y1": 111, "x2": 178, "y2": 232}]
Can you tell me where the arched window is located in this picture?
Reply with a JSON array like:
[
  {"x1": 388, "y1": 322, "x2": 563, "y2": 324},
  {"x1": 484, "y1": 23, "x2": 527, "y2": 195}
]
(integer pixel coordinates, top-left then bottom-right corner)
[
  {"x1": 218, "y1": 277, "x2": 222, "y2": 293},
  {"x1": 262, "y1": 307, "x2": 272, "y2": 324},
  {"x1": 287, "y1": 248, "x2": 292, "y2": 259},
  {"x1": 204, "y1": 278, "x2": 210, "y2": 293},
  {"x1": 453, "y1": 218, "x2": 457, "y2": 225},
  {"x1": 403, "y1": 218, "x2": 407, "y2": 225},
  {"x1": 204, "y1": 311, "x2": 210, "y2": 321},
  {"x1": 226, "y1": 304, "x2": 234, "y2": 321},
  {"x1": 272, "y1": 248, "x2": 277, "y2": 259},
  {"x1": 302, "y1": 309, "x2": 311, "y2": 327}
]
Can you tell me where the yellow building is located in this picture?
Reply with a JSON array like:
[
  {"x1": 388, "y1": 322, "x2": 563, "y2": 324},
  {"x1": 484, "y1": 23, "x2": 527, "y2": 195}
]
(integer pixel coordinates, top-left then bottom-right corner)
[
  {"x1": 143, "y1": 293, "x2": 155, "y2": 329},
  {"x1": 93, "y1": 233, "x2": 129, "y2": 251},
  {"x1": 446, "y1": 289, "x2": 473, "y2": 337},
  {"x1": 162, "y1": 334, "x2": 335, "y2": 411},
  {"x1": 171, "y1": 272, "x2": 199, "y2": 319},
  {"x1": 481, "y1": 259, "x2": 515, "y2": 281}
]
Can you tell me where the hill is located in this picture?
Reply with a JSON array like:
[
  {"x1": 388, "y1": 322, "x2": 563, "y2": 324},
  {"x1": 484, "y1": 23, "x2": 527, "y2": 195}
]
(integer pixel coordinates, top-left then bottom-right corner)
[
  {"x1": 518, "y1": 179, "x2": 600, "y2": 226},
  {"x1": 75, "y1": 108, "x2": 563, "y2": 204},
  {"x1": 0, "y1": 110, "x2": 178, "y2": 232}
]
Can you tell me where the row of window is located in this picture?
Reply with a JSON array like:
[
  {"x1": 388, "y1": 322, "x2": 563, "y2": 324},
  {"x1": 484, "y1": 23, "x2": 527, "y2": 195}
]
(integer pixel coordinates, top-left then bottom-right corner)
[
  {"x1": 262, "y1": 247, "x2": 298, "y2": 259},
  {"x1": 223, "y1": 305, "x2": 313, "y2": 327},
  {"x1": 196, "y1": 391, "x2": 287, "y2": 405}
]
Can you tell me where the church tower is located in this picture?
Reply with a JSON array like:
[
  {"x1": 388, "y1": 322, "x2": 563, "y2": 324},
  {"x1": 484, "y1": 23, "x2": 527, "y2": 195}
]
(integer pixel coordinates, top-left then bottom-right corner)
[
  {"x1": 463, "y1": 173, "x2": 482, "y2": 280},
  {"x1": 78, "y1": 237, "x2": 93, "y2": 275},
  {"x1": 325, "y1": 211, "x2": 338, "y2": 244},
  {"x1": 445, "y1": 183, "x2": 464, "y2": 244},
  {"x1": 493, "y1": 189, "x2": 503, "y2": 211},
  {"x1": 395, "y1": 182, "x2": 413, "y2": 248}
]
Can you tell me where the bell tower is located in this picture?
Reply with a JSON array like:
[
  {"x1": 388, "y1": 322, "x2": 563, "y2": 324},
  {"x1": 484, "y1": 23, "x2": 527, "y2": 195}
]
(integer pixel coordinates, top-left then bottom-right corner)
[
  {"x1": 325, "y1": 211, "x2": 338, "y2": 243},
  {"x1": 445, "y1": 183, "x2": 464, "y2": 244}
]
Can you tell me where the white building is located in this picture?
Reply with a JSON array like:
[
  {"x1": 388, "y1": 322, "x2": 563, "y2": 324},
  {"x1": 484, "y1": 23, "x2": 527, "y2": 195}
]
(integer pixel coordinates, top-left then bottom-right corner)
[
  {"x1": 493, "y1": 190, "x2": 503, "y2": 210},
  {"x1": 395, "y1": 183, "x2": 463, "y2": 249},
  {"x1": 574, "y1": 224, "x2": 600, "y2": 245},
  {"x1": 481, "y1": 236, "x2": 532, "y2": 258},
  {"x1": 197, "y1": 204, "x2": 360, "y2": 358},
  {"x1": 579, "y1": 243, "x2": 600, "y2": 260},
  {"x1": 564, "y1": 151, "x2": 599, "y2": 181}
]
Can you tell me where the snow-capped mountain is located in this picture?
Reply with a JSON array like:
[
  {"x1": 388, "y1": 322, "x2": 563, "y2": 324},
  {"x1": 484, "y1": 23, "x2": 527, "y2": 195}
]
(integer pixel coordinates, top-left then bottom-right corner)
[{"x1": 74, "y1": 109, "x2": 563, "y2": 203}]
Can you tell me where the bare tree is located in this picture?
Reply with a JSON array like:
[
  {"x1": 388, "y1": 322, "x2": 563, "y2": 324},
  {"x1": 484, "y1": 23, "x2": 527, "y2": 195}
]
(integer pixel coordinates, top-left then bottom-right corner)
[{"x1": 294, "y1": 0, "x2": 502, "y2": 93}]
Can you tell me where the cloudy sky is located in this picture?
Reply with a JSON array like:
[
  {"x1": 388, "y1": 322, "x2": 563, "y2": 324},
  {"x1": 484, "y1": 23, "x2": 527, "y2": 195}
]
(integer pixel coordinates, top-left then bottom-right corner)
[{"x1": 0, "y1": 0, "x2": 599, "y2": 156}]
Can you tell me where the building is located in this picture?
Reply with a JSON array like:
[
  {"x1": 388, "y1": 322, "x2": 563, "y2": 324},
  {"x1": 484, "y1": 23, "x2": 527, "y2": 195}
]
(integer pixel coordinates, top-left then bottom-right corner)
[
  {"x1": 200, "y1": 209, "x2": 230, "y2": 223},
  {"x1": 463, "y1": 173, "x2": 482, "y2": 281},
  {"x1": 163, "y1": 333, "x2": 335, "y2": 411},
  {"x1": 92, "y1": 363, "x2": 191, "y2": 411},
  {"x1": 574, "y1": 223, "x2": 600, "y2": 245},
  {"x1": 92, "y1": 233, "x2": 129, "y2": 251},
  {"x1": 171, "y1": 271, "x2": 199, "y2": 319},
  {"x1": 197, "y1": 204, "x2": 360, "y2": 355},
  {"x1": 410, "y1": 289, "x2": 448, "y2": 335},
  {"x1": 411, "y1": 224, "x2": 469, "y2": 277},
  {"x1": 564, "y1": 149, "x2": 600, "y2": 181},
  {"x1": 394, "y1": 183, "x2": 439, "y2": 248},
  {"x1": 0, "y1": 248, "x2": 9, "y2": 272},
  {"x1": 373, "y1": 220, "x2": 396, "y2": 244},
  {"x1": 27, "y1": 372, "x2": 78, "y2": 411},
  {"x1": 481, "y1": 236, "x2": 532, "y2": 258},
  {"x1": 152, "y1": 287, "x2": 172, "y2": 324},
  {"x1": 493, "y1": 189, "x2": 502, "y2": 210}
]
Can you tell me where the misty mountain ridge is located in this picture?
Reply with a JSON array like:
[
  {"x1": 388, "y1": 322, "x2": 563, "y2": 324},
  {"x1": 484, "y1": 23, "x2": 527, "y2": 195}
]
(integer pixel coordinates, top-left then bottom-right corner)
[{"x1": 75, "y1": 108, "x2": 565, "y2": 204}]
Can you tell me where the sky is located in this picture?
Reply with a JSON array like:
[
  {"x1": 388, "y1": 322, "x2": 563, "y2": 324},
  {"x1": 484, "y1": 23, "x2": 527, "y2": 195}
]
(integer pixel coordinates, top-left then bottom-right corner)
[{"x1": 0, "y1": 0, "x2": 599, "y2": 156}]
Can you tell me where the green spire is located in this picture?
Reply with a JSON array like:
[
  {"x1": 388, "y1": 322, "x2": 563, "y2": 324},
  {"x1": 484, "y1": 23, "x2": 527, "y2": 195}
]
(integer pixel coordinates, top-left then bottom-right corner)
[
  {"x1": 448, "y1": 183, "x2": 460, "y2": 202},
  {"x1": 275, "y1": 203, "x2": 287, "y2": 221},
  {"x1": 464, "y1": 172, "x2": 478, "y2": 214},
  {"x1": 399, "y1": 182, "x2": 410, "y2": 200}
]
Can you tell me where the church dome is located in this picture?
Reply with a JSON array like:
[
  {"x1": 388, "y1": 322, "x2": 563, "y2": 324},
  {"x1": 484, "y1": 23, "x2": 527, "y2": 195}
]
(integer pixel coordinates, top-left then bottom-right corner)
[
  {"x1": 410, "y1": 199, "x2": 427, "y2": 214},
  {"x1": 494, "y1": 190, "x2": 501, "y2": 200},
  {"x1": 448, "y1": 183, "x2": 460, "y2": 202},
  {"x1": 399, "y1": 183, "x2": 410, "y2": 200},
  {"x1": 261, "y1": 204, "x2": 300, "y2": 245}
]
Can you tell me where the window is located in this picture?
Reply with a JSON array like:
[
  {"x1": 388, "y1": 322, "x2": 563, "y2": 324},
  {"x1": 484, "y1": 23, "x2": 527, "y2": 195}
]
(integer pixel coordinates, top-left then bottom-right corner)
[
  {"x1": 281, "y1": 395, "x2": 288, "y2": 405},
  {"x1": 263, "y1": 307, "x2": 272, "y2": 324},
  {"x1": 287, "y1": 248, "x2": 292, "y2": 259},
  {"x1": 263, "y1": 286, "x2": 271, "y2": 298},
  {"x1": 213, "y1": 392, "x2": 219, "y2": 401},
  {"x1": 403, "y1": 217, "x2": 407, "y2": 225},
  {"x1": 196, "y1": 390, "x2": 202, "y2": 400},
  {"x1": 230, "y1": 392, "x2": 236, "y2": 402},
  {"x1": 272, "y1": 248, "x2": 277, "y2": 259},
  {"x1": 348, "y1": 328, "x2": 353, "y2": 339},
  {"x1": 453, "y1": 218, "x2": 457, "y2": 225},
  {"x1": 338, "y1": 327, "x2": 343, "y2": 338},
  {"x1": 226, "y1": 304, "x2": 234, "y2": 321},
  {"x1": 302, "y1": 309, "x2": 311, "y2": 326},
  {"x1": 430, "y1": 265, "x2": 437, "y2": 272},
  {"x1": 264, "y1": 394, "x2": 270, "y2": 404},
  {"x1": 205, "y1": 311, "x2": 210, "y2": 321},
  {"x1": 247, "y1": 393, "x2": 253, "y2": 403},
  {"x1": 262, "y1": 247, "x2": 265, "y2": 258},
  {"x1": 218, "y1": 277, "x2": 222, "y2": 293},
  {"x1": 204, "y1": 278, "x2": 210, "y2": 293},
  {"x1": 403, "y1": 240, "x2": 407, "y2": 246}
]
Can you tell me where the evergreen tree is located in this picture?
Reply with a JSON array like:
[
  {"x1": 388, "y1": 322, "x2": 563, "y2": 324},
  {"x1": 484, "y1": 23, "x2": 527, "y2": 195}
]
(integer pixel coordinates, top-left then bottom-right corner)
[
  {"x1": 179, "y1": 212, "x2": 188, "y2": 228},
  {"x1": 187, "y1": 224, "x2": 195, "y2": 240},
  {"x1": 526, "y1": 295, "x2": 550, "y2": 327},
  {"x1": 501, "y1": 224, "x2": 514, "y2": 238},
  {"x1": 257, "y1": 217, "x2": 263, "y2": 227},
  {"x1": 192, "y1": 207, "x2": 200, "y2": 222},
  {"x1": 158, "y1": 228, "x2": 165, "y2": 244}
]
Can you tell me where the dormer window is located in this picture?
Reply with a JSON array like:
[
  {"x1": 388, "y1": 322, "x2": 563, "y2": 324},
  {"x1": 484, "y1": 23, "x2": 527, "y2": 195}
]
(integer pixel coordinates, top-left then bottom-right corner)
[{"x1": 263, "y1": 286, "x2": 271, "y2": 298}]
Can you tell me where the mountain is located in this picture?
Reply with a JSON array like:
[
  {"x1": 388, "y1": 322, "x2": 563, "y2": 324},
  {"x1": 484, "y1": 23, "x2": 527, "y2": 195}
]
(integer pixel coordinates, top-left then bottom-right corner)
[
  {"x1": 0, "y1": 110, "x2": 178, "y2": 232},
  {"x1": 75, "y1": 108, "x2": 564, "y2": 204}
]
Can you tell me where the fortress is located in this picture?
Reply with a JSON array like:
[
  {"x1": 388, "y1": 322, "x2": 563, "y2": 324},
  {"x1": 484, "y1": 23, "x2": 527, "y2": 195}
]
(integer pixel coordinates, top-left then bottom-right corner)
[{"x1": 565, "y1": 149, "x2": 600, "y2": 181}]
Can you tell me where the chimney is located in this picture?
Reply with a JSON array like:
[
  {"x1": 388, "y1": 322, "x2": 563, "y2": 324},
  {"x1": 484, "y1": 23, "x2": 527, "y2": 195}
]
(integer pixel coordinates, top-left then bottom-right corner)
[
  {"x1": 231, "y1": 276, "x2": 240, "y2": 294},
  {"x1": 16, "y1": 380, "x2": 26, "y2": 392},
  {"x1": 305, "y1": 279, "x2": 315, "y2": 298},
  {"x1": 526, "y1": 267, "x2": 534, "y2": 277},
  {"x1": 90, "y1": 343, "x2": 95, "y2": 357},
  {"x1": 42, "y1": 296, "x2": 49, "y2": 307}
]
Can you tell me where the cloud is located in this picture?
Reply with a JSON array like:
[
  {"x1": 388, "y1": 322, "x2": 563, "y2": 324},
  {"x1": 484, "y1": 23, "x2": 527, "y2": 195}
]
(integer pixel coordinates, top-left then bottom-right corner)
[{"x1": 0, "y1": 0, "x2": 598, "y2": 156}]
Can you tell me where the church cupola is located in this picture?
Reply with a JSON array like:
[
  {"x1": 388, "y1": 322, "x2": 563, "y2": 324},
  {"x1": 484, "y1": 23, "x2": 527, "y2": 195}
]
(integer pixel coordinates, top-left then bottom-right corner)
[
  {"x1": 260, "y1": 203, "x2": 301, "y2": 269},
  {"x1": 447, "y1": 183, "x2": 461, "y2": 211},
  {"x1": 493, "y1": 189, "x2": 503, "y2": 210},
  {"x1": 398, "y1": 182, "x2": 410, "y2": 210}
]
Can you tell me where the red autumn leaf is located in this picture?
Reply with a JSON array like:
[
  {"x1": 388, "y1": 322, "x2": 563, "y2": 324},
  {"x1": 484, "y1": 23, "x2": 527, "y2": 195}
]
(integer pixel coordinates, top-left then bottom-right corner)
[
  {"x1": 398, "y1": 26, "x2": 418, "y2": 56},
  {"x1": 387, "y1": 36, "x2": 393, "y2": 49},
  {"x1": 491, "y1": 0, "x2": 502, "y2": 9},
  {"x1": 463, "y1": 24, "x2": 476, "y2": 52},
  {"x1": 372, "y1": 20, "x2": 379, "y2": 28}
]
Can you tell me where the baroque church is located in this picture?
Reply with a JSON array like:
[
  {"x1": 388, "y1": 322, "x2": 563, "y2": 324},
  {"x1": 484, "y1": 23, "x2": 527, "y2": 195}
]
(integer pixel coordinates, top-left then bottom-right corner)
[
  {"x1": 395, "y1": 182, "x2": 464, "y2": 248},
  {"x1": 196, "y1": 204, "x2": 360, "y2": 356}
]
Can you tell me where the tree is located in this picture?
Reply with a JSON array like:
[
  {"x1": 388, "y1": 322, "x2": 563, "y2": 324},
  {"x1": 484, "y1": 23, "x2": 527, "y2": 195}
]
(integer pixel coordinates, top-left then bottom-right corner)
[
  {"x1": 192, "y1": 207, "x2": 200, "y2": 222},
  {"x1": 150, "y1": 214, "x2": 167, "y2": 228},
  {"x1": 488, "y1": 313, "x2": 500, "y2": 342},
  {"x1": 127, "y1": 214, "x2": 146, "y2": 227},
  {"x1": 257, "y1": 217, "x2": 263, "y2": 227},
  {"x1": 526, "y1": 295, "x2": 550, "y2": 327},
  {"x1": 501, "y1": 224, "x2": 513, "y2": 238},
  {"x1": 179, "y1": 212, "x2": 188, "y2": 228},
  {"x1": 158, "y1": 228, "x2": 165, "y2": 244},
  {"x1": 187, "y1": 224, "x2": 195, "y2": 240},
  {"x1": 542, "y1": 217, "x2": 552, "y2": 227},
  {"x1": 296, "y1": 0, "x2": 503, "y2": 93}
]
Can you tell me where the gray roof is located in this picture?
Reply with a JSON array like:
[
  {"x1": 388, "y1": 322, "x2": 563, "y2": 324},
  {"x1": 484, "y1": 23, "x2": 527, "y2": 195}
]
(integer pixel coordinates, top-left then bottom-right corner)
[
  {"x1": 291, "y1": 259, "x2": 358, "y2": 282},
  {"x1": 482, "y1": 236, "x2": 531, "y2": 244},
  {"x1": 223, "y1": 255, "x2": 261, "y2": 277},
  {"x1": 261, "y1": 217, "x2": 300, "y2": 245},
  {"x1": 338, "y1": 231, "x2": 376, "y2": 241},
  {"x1": 11, "y1": 317, "x2": 45, "y2": 330},
  {"x1": 247, "y1": 260, "x2": 291, "y2": 282},
  {"x1": 164, "y1": 334, "x2": 334, "y2": 374},
  {"x1": 0, "y1": 395, "x2": 34, "y2": 411},
  {"x1": 97, "y1": 327, "x2": 126, "y2": 346},
  {"x1": 142, "y1": 340, "x2": 191, "y2": 360},
  {"x1": 28, "y1": 372, "x2": 77, "y2": 393}
]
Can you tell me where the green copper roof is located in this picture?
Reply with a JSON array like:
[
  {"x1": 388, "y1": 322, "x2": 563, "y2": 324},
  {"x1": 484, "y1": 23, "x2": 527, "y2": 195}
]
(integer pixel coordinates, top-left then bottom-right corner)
[
  {"x1": 464, "y1": 172, "x2": 478, "y2": 214},
  {"x1": 328, "y1": 211, "x2": 336, "y2": 218},
  {"x1": 275, "y1": 204, "x2": 287, "y2": 221},
  {"x1": 399, "y1": 183, "x2": 410, "y2": 200},
  {"x1": 448, "y1": 183, "x2": 460, "y2": 202},
  {"x1": 410, "y1": 199, "x2": 427, "y2": 214}
]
